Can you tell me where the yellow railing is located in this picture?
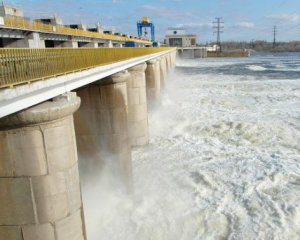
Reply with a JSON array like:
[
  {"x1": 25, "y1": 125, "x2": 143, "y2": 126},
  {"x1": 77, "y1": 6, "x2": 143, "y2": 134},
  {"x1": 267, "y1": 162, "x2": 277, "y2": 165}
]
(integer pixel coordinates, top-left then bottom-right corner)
[
  {"x1": 0, "y1": 47, "x2": 174, "y2": 88},
  {"x1": 3, "y1": 16, "x2": 53, "y2": 32},
  {"x1": 2, "y1": 17, "x2": 151, "y2": 44}
]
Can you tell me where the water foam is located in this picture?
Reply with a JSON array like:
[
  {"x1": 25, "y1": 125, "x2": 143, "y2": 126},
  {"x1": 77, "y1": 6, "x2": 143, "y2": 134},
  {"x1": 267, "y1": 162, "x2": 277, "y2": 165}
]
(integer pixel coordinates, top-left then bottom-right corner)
[
  {"x1": 247, "y1": 65, "x2": 267, "y2": 71},
  {"x1": 82, "y1": 53, "x2": 300, "y2": 240}
]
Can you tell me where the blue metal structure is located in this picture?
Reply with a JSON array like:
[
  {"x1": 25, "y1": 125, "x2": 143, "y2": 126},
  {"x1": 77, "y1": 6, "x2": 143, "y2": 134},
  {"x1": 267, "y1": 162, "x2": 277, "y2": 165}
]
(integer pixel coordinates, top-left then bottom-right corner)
[
  {"x1": 125, "y1": 41, "x2": 138, "y2": 47},
  {"x1": 137, "y1": 18, "x2": 155, "y2": 42}
]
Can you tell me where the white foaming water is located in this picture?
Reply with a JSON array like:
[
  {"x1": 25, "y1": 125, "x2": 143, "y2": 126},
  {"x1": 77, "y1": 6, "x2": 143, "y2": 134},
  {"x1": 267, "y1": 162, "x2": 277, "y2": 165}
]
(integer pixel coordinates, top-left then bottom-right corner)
[
  {"x1": 82, "y1": 53, "x2": 300, "y2": 240},
  {"x1": 247, "y1": 65, "x2": 267, "y2": 71}
]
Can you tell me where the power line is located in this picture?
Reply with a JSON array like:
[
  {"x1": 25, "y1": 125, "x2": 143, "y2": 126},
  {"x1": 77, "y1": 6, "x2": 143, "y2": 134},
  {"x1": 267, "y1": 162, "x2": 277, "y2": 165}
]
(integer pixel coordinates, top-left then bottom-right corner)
[{"x1": 213, "y1": 17, "x2": 224, "y2": 52}]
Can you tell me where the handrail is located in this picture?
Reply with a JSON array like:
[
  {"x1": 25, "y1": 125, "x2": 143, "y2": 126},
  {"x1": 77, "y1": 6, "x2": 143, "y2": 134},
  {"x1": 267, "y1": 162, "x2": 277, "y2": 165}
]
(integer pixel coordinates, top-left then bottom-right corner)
[
  {"x1": 1, "y1": 16, "x2": 151, "y2": 44},
  {"x1": 0, "y1": 47, "x2": 175, "y2": 88}
]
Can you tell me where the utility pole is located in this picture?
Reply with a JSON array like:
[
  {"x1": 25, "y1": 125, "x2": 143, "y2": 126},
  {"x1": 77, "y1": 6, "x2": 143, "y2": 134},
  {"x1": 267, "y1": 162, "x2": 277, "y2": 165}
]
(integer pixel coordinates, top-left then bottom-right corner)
[
  {"x1": 273, "y1": 25, "x2": 277, "y2": 48},
  {"x1": 213, "y1": 17, "x2": 224, "y2": 52}
]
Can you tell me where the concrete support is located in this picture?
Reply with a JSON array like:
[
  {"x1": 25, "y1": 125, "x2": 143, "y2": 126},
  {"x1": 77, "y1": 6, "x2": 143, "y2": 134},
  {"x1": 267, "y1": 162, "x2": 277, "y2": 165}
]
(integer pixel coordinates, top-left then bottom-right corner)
[
  {"x1": 194, "y1": 48, "x2": 206, "y2": 58},
  {"x1": 177, "y1": 48, "x2": 207, "y2": 59},
  {"x1": 27, "y1": 33, "x2": 45, "y2": 48},
  {"x1": 74, "y1": 71, "x2": 132, "y2": 189},
  {"x1": 182, "y1": 49, "x2": 195, "y2": 59},
  {"x1": 2, "y1": 33, "x2": 45, "y2": 48},
  {"x1": 163, "y1": 56, "x2": 169, "y2": 72},
  {"x1": 0, "y1": 93, "x2": 86, "y2": 240},
  {"x1": 159, "y1": 57, "x2": 167, "y2": 91},
  {"x1": 79, "y1": 42, "x2": 98, "y2": 48},
  {"x1": 62, "y1": 41, "x2": 79, "y2": 48},
  {"x1": 171, "y1": 51, "x2": 177, "y2": 68},
  {"x1": 166, "y1": 54, "x2": 172, "y2": 71},
  {"x1": 204, "y1": 49, "x2": 208, "y2": 58},
  {"x1": 127, "y1": 63, "x2": 149, "y2": 146},
  {"x1": 106, "y1": 40, "x2": 113, "y2": 48},
  {"x1": 145, "y1": 59, "x2": 161, "y2": 107},
  {"x1": 169, "y1": 53, "x2": 174, "y2": 68}
]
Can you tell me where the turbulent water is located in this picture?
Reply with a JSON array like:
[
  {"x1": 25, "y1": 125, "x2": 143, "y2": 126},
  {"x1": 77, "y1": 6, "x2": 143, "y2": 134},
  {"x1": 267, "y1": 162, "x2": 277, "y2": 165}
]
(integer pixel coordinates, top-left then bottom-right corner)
[{"x1": 82, "y1": 52, "x2": 300, "y2": 240}]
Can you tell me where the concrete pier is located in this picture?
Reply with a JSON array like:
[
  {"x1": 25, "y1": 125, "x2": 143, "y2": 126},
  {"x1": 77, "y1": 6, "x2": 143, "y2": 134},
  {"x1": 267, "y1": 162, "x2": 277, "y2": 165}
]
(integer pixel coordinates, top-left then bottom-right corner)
[
  {"x1": 195, "y1": 48, "x2": 207, "y2": 58},
  {"x1": 0, "y1": 93, "x2": 86, "y2": 240},
  {"x1": 171, "y1": 51, "x2": 177, "y2": 68},
  {"x1": 62, "y1": 41, "x2": 79, "y2": 48},
  {"x1": 127, "y1": 63, "x2": 149, "y2": 146},
  {"x1": 145, "y1": 59, "x2": 161, "y2": 107},
  {"x1": 167, "y1": 54, "x2": 172, "y2": 71},
  {"x1": 74, "y1": 71, "x2": 132, "y2": 188},
  {"x1": 178, "y1": 47, "x2": 207, "y2": 59},
  {"x1": 159, "y1": 57, "x2": 167, "y2": 91},
  {"x1": 79, "y1": 42, "x2": 98, "y2": 48},
  {"x1": 1, "y1": 33, "x2": 45, "y2": 48}
]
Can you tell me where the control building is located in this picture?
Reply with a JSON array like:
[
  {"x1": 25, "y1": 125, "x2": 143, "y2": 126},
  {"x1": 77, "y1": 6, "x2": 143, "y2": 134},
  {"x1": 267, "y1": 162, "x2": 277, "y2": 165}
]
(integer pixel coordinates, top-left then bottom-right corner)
[{"x1": 166, "y1": 28, "x2": 197, "y2": 47}]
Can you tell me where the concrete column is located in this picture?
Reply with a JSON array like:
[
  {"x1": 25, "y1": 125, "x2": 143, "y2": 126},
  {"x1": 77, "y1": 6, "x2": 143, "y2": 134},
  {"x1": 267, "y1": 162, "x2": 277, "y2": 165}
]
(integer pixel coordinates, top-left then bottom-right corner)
[
  {"x1": 74, "y1": 71, "x2": 132, "y2": 189},
  {"x1": 2, "y1": 33, "x2": 45, "y2": 48},
  {"x1": 80, "y1": 42, "x2": 98, "y2": 48},
  {"x1": 204, "y1": 48, "x2": 208, "y2": 58},
  {"x1": 170, "y1": 54, "x2": 174, "y2": 68},
  {"x1": 167, "y1": 54, "x2": 172, "y2": 71},
  {"x1": 159, "y1": 57, "x2": 167, "y2": 91},
  {"x1": 145, "y1": 59, "x2": 161, "y2": 107},
  {"x1": 164, "y1": 56, "x2": 169, "y2": 72},
  {"x1": 127, "y1": 63, "x2": 149, "y2": 146},
  {"x1": 0, "y1": 93, "x2": 86, "y2": 240},
  {"x1": 182, "y1": 49, "x2": 195, "y2": 59},
  {"x1": 170, "y1": 52, "x2": 174, "y2": 68},
  {"x1": 171, "y1": 51, "x2": 177, "y2": 68},
  {"x1": 27, "y1": 33, "x2": 46, "y2": 48},
  {"x1": 62, "y1": 41, "x2": 79, "y2": 48},
  {"x1": 106, "y1": 40, "x2": 113, "y2": 48}
]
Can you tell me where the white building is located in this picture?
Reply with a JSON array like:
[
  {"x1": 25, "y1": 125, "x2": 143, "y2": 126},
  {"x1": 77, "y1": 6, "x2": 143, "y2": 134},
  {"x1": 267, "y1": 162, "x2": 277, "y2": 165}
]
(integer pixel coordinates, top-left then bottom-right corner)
[
  {"x1": 206, "y1": 44, "x2": 220, "y2": 52},
  {"x1": 166, "y1": 28, "x2": 197, "y2": 47}
]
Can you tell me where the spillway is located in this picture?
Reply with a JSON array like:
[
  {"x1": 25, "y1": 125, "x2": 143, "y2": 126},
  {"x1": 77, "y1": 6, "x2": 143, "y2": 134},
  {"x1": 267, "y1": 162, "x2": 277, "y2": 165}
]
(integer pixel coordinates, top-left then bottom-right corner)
[{"x1": 81, "y1": 52, "x2": 300, "y2": 240}]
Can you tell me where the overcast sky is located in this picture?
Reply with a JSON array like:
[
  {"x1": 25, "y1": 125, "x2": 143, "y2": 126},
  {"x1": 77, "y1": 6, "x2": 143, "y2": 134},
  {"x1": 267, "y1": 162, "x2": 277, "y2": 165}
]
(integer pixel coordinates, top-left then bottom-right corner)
[{"x1": 8, "y1": 0, "x2": 300, "y2": 43}]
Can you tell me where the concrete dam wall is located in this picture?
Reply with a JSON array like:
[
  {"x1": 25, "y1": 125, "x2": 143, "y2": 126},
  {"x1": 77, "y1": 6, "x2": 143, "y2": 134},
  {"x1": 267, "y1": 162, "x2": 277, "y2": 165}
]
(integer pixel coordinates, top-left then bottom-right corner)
[{"x1": 0, "y1": 50, "x2": 177, "y2": 240}]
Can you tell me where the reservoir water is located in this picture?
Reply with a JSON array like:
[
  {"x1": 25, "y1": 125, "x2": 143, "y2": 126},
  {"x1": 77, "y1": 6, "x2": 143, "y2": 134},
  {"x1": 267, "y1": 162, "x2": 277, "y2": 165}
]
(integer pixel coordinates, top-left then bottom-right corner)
[{"x1": 82, "y1": 52, "x2": 300, "y2": 240}]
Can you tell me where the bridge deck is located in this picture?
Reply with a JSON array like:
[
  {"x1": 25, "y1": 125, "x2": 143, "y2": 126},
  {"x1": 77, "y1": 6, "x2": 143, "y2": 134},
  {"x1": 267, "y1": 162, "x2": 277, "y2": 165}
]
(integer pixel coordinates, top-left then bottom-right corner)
[
  {"x1": 0, "y1": 47, "x2": 174, "y2": 89},
  {"x1": 1, "y1": 16, "x2": 151, "y2": 44}
]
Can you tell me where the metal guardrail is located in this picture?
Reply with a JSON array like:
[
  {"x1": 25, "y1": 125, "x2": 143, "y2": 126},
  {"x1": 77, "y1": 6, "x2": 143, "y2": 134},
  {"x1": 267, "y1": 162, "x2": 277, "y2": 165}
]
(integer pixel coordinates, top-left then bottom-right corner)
[
  {"x1": 3, "y1": 17, "x2": 53, "y2": 32},
  {"x1": 2, "y1": 17, "x2": 151, "y2": 44},
  {"x1": 0, "y1": 47, "x2": 174, "y2": 89},
  {"x1": 55, "y1": 25, "x2": 125, "y2": 41}
]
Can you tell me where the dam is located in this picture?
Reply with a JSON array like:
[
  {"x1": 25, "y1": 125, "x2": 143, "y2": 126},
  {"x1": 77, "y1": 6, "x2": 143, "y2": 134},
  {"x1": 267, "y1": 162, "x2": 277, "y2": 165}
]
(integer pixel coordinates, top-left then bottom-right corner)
[
  {"x1": 0, "y1": 47, "x2": 176, "y2": 240},
  {"x1": 1, "y1": 3, "x2": 299, "y2": 240},
  {"x1": 0, "y1": 7, "x2": 177, "y2": 237}
]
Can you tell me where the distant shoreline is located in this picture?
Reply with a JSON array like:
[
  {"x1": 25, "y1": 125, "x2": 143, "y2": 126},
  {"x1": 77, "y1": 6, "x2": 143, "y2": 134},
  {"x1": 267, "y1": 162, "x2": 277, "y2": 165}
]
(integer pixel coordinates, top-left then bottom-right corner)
[
  {"x1": 249, "y1": 49, "x2": 300, "y2": 53},
  {"x1": 202, "y1": 41, "x2": 300, "y2": 53}
]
